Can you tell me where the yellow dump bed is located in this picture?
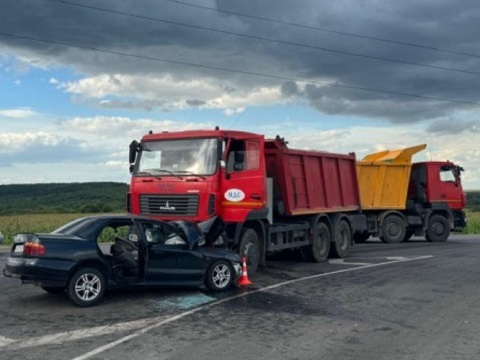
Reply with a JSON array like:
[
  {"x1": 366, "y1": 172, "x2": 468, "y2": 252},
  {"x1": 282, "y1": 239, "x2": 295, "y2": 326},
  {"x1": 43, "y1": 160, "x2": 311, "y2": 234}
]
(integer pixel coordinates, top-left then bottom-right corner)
[{"x1": 356, "y1": 144, "x2": 426, "y2": 210}]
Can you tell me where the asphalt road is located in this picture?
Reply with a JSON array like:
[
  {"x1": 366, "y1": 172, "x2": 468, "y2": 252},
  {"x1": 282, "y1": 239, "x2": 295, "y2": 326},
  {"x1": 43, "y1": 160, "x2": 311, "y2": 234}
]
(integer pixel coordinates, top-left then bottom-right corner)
[{"x1": 1, "y1": 235, "x2": 479, "y2": 360}]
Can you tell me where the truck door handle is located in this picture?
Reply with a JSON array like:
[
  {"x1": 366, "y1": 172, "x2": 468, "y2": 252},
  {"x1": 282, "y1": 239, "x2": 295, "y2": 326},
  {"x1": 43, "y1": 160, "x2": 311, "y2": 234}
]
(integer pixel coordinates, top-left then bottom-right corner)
[
  {"x1": 441, "y1": 194, "x2": 447, "y2": 198},
  {"x1": 250, "y1": 194, "x2": 262, "y2": 200}
]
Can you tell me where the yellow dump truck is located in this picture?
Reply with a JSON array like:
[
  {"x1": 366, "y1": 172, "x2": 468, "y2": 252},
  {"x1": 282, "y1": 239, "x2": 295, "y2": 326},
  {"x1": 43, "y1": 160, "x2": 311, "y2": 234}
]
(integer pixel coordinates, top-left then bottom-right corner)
[{"x1": 355, "y1": 144, "x2": 466, "y2": 243}]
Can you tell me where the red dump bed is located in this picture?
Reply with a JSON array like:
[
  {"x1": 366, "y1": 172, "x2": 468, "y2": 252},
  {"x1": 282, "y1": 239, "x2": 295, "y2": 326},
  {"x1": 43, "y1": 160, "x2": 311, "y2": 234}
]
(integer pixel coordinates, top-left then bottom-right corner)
[{"x1": 264, "y1": 138, "x2": 361, "y2": 216}]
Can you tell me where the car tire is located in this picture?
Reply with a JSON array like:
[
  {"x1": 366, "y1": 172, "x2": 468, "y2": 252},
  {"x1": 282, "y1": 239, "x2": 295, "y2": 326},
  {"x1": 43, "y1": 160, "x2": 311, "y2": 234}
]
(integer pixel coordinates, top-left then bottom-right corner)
[
  {"x1": 205, "y1": 260, "x2": 234, "y2": 291},
  {"x1": 41, "y1": 286, "x2": 65, "y2": 294},
  {"x1": 426, "y1": 214, "x2": 450, "y2": 242},
  {"x1": 239, "y1": 228, "x2": 260, "y2": 275},
  {"x1": 67, "y1": 267, "x2": 106, "y2": 307}
]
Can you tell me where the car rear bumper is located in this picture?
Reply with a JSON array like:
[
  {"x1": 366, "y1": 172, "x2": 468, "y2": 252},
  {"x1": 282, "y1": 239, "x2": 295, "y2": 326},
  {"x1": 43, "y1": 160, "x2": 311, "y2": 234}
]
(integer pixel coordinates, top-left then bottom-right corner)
[{"x1": 4, "y1": 256, "x2": 71, "y2": 287}]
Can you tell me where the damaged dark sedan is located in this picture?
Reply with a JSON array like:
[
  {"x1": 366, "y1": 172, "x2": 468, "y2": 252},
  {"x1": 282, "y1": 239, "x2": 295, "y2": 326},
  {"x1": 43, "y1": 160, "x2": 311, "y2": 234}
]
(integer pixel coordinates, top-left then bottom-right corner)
[{"x1": 4, "y1": 215, "x2": 241, "y2": 307}]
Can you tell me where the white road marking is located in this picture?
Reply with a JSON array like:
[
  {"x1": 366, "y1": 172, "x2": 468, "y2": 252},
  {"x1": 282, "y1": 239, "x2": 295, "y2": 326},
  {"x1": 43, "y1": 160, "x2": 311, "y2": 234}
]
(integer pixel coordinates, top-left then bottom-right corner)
[
  {"x1": 0, "y1": 336, "x2": 16, "y2": 346},
  {"x1": 0, "y1": 255, "x2": 433, "y2": 356},
  {"x1": 328, "y1": 259, "x2": 374, "y2": 266}
]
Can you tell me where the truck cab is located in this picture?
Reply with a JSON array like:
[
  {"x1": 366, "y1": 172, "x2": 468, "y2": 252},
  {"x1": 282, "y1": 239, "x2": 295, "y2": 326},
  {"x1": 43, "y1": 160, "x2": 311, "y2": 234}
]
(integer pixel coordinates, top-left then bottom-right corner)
[
  {"x1": 128, "y1": 129, "x2": 268, "y2": 273},
  {"x1": 409, "y1": 161, "x2": 467, "y2": 230}
]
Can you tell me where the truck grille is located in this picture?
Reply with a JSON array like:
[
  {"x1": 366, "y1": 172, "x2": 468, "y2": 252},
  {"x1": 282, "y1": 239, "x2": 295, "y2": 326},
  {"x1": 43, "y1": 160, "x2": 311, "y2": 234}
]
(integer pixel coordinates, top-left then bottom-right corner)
[{"x1": 140, "y1": 195, "x2": 199, "y2": 216}]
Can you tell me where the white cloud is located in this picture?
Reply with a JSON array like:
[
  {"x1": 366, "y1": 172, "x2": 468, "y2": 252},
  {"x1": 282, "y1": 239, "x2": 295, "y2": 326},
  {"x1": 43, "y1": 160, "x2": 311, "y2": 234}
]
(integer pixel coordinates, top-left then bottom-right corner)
[
  {"x1": 0, "y1": 108, "x2": 37, "y2": 119},
  {"x1": 61, "y1": 74, "x2": 283, "y2": 111}
]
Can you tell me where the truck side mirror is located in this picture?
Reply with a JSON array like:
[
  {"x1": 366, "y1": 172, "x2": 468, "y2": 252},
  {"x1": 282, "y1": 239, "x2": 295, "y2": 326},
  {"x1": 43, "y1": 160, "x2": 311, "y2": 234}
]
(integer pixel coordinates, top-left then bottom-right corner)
[{"x1": 129, "y1": 140, "x2": 139, "y2": 165}]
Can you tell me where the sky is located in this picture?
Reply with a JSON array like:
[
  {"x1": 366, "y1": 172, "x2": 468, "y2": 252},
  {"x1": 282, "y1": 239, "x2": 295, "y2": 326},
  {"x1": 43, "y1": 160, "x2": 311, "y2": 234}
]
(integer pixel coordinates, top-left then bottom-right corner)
[{"x1": 0, "y1": 0, "x2": 479, "y2": 189}]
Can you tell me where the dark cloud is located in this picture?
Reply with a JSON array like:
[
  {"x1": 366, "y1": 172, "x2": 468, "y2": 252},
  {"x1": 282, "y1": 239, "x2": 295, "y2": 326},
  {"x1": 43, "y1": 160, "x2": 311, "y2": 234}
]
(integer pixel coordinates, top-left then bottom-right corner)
[{"x1": 1, "y1": 0, "x2": 480, "y2": 121}]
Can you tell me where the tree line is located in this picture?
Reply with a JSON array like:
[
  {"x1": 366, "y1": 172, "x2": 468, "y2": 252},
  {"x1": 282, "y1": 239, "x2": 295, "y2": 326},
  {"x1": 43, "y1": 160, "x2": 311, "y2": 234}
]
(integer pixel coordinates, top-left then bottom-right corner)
[{"x1": 0, "y1": 182, "x2": 129, "y2": 215}]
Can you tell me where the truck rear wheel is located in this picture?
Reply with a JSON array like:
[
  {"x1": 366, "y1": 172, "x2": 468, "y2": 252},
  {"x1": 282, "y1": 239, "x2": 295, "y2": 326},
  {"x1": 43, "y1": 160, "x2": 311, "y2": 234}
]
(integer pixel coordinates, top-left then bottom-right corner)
[
  {"x1": 301, "y1": 222, "x2": 330, "y2": 262},
  {"x1": 330, "y1": 219, "x2": 351, "y2": 258},
  {"x1": 426, "y1": 214, "x2": 450, "y2": 242},
  {"x1": 239, "y1": 228, "x2": 260, "y2": 275},
  {"x1": 380, "y1": 214, "x2": 406, "y2": 244}
]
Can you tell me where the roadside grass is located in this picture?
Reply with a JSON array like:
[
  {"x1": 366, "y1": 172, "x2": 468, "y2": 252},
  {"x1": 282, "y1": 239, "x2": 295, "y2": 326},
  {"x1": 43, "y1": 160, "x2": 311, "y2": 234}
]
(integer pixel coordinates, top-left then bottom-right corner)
[{"x1": 465, "y1": 210, "x2": 480, "y2": 234}]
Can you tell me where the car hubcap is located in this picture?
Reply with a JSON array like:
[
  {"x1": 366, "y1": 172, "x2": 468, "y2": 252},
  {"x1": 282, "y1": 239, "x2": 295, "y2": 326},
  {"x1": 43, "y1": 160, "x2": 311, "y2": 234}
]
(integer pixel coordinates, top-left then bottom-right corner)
[
  {"x1": 212, "y1": 264, "x2": 231, "y2": 289},
  {"x1": 75, "y1": 273, "x2": 101, "y2": 301}
]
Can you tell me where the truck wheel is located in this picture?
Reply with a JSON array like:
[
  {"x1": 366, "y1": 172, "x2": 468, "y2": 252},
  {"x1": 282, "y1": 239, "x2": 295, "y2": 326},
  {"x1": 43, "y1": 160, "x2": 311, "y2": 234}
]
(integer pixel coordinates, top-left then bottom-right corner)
[
  {"x1": 353, "y1": 232, "x2": 370, "y2": 244},
  {"x1": 205, "y1": 260, "x2": 234, "y2": 291},
  {"x1": 381, "y1": 214, "x2": 406, "y2": 244},
  {"x1": 330, "y1": 220, "x2": 351, "y2": 258},
  {"x1": 426, "y1": 214, "x2": 450, "y2": 242},
  {"x1": 301, "y1": 222, "x2": 331, "y2": 262},
  {"x1": 67, "y1": 267, "x2": 106, "y2": 307},
  {"x1": 239, "y1": 228, "x2": 260, "y2": 275}
]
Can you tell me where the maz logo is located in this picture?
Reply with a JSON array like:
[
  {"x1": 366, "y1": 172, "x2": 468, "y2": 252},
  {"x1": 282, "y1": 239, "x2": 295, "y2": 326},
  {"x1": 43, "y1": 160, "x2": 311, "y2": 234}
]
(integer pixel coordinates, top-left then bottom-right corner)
[
  {"x1": 159, "y1": 201, "x2": 176, "y2": 211},
  {"x1": 224, "y1": 189, "x2": 245, "y2": 202}
]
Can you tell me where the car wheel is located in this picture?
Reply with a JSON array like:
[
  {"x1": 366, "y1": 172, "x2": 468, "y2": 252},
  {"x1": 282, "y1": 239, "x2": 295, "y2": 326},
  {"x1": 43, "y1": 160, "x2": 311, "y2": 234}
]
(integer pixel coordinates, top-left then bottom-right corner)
[
  {"x1": 426, "y1": 214, "x2": 450, "y2": 242},
  {"x1": 67, "y1": 267, "x2": 106, "y2": 307},
  {"x1": 41, "y1": 286, "x2": 65, "y2": 294},
  {"x1": 205, "y1": 260, "x2": 234, "y2": 291},
  {"x1": 239, "y1": 228, "x2": 260, "y2": 275}
]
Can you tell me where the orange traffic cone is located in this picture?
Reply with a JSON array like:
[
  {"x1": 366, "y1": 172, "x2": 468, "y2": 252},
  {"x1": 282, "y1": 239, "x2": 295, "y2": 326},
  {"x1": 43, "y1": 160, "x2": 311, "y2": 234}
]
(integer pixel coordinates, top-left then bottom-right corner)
[{"x1": 238, "y1": 256, "x2": 253, "y2": 286}]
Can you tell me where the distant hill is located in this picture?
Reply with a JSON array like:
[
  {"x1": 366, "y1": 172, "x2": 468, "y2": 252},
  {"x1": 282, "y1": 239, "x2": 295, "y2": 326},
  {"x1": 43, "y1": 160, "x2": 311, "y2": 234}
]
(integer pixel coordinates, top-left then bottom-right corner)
[{"x1": 0, "y1": 182, "x2": 129, "y2": 215}]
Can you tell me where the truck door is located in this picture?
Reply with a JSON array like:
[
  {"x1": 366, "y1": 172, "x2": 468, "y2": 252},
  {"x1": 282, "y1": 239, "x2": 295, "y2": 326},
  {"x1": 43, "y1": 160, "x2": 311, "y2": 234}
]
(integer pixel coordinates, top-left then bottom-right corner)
[
  {"x1": 221, "y1": 138, "x2": 265, "y2": 221},
  {"x1": 437, "y1": 164, "x2": 464, "y2": 210}
]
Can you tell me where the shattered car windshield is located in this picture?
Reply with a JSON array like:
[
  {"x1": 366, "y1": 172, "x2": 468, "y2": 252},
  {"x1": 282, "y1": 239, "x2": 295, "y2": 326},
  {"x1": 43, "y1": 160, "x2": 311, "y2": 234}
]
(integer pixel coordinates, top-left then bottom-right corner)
[{"x1": 136, "y1": 138, "x2": 218, "y2": 176}]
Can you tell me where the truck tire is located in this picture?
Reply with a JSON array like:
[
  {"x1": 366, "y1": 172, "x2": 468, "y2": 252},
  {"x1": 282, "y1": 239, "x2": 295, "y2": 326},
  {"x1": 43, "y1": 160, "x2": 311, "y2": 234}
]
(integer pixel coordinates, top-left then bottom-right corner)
[
  {"x1": 330, "y1": 219, "x2": 351, "y2": 258},
  {"x1": 301, "y1": 222, "x2": 331, "y2": 262},
  {"x1": 380, "y1": 214, "x2": 406, "y2": 244},
  {"x1": 353, "y1": 232, "x2": 370, "y2": 244},
  {"x1": 239, "y1": 228, "x2": 260, "y2": 275},
  {"x1": 426, "y1": 214, "x2": 450, "y2": 242}
]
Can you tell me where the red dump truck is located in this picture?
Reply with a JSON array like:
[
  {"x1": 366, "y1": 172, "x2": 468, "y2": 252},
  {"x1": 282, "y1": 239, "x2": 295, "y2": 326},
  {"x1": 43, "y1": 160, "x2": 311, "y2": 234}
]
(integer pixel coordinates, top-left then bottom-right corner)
[
  {"x1": 127, "y1": 128, "x2": 467, "y2": 273},
  {"x1": 128, "y1": 129, "x2": 367, "y2": 273},
  {"x1": 355, "y1": 145, "x2": 467, "y2": 243}
]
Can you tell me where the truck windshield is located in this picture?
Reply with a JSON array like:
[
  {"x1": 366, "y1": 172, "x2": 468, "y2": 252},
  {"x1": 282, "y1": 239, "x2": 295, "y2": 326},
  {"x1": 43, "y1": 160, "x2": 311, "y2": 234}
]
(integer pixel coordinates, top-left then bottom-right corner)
[{"x1": 136, "y1": 138, "x2": 218, "y2": 176}]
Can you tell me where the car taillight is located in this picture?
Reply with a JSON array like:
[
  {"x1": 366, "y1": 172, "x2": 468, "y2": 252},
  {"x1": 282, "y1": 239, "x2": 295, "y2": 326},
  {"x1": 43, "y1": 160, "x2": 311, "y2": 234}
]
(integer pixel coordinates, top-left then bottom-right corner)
[{"x1": 24, "y1": 242, "x2": 45, "y2": 256}]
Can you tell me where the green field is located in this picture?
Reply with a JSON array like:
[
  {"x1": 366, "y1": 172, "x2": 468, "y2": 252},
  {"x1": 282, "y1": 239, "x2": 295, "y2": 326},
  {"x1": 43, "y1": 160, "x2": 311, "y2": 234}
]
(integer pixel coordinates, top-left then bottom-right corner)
[{"x1": 1, "y1": 211, "x2": 479, "y2": 246}]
